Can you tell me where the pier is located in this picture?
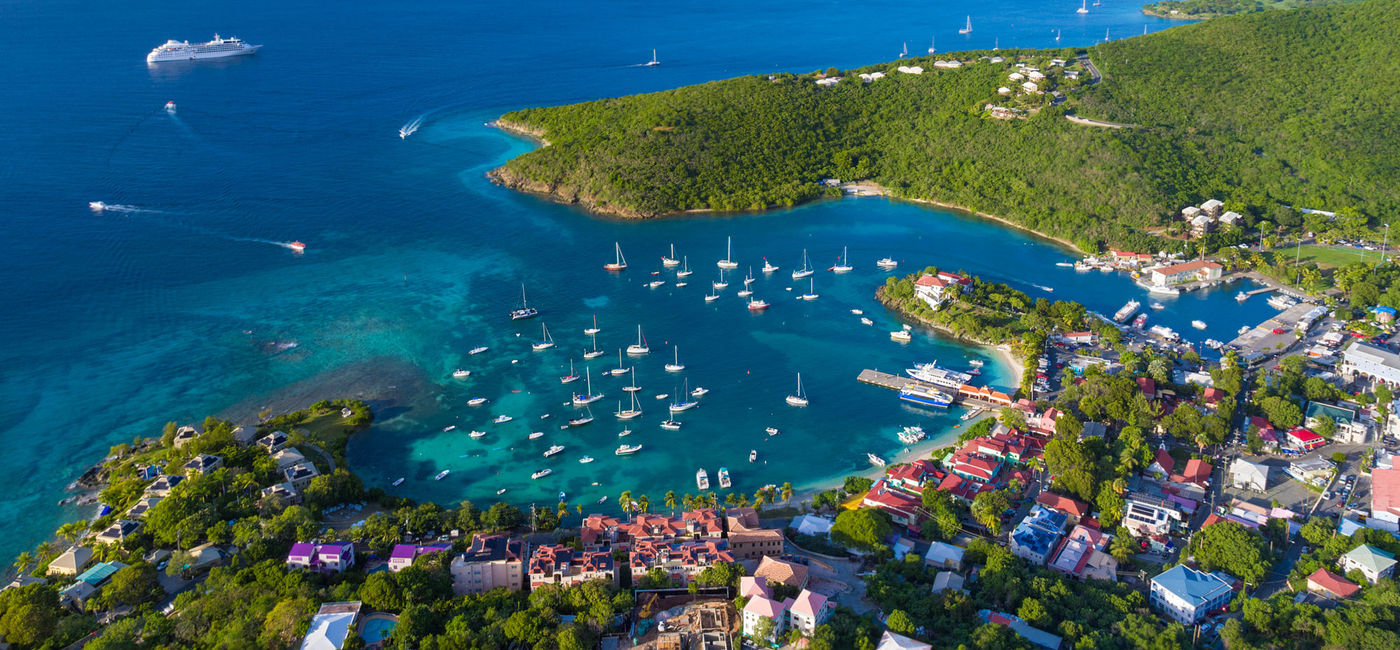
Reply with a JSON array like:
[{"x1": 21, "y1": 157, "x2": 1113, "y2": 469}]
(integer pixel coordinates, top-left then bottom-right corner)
[{"x1": 857, "y1": 369, "x2": 1009, "y2": 410}]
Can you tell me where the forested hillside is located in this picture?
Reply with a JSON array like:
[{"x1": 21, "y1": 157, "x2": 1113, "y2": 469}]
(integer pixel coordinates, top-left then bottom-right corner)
[{"x1": 492, "y1": 0, "x2": 1398, "y2": 252}]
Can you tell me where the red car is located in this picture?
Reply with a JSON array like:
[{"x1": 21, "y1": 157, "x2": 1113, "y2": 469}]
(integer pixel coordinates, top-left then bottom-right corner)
[{"x1": 1272, "y1": 328, "x2": 1287, "y2": 335}]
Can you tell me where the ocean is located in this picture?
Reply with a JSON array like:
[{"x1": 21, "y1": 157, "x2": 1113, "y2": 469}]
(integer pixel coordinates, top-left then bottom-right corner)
[{"x1": 0, "y1": 0, "x2": 1228, "y2": 561}]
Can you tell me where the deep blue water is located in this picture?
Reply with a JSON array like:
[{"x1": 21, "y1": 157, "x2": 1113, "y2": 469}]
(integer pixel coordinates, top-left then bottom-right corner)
[{"x1": 0, "y1": 0, "x2": 1211, "y2": 561}]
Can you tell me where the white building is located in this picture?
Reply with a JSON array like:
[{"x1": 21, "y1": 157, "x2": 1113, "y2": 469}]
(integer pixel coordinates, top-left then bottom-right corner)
[
  {"x1": 787, "y1": 590, "x2": 832, "y2": 636},
  {"x1": 1339, "y1": 544, "x2": 1397, "y2": 584},
  {"x1": 1229, "y1": 459, "x2": 1270, "y2": 492},
  {"x1": 924, "y1": 542, "x2": 965, "y2": 570},
  {"x1": 1342, "y1": 342, "x2": 1400, "y2": 387},
  {"x1": 1149, "y1": 566, "x2": 1234, "y2": 624}
]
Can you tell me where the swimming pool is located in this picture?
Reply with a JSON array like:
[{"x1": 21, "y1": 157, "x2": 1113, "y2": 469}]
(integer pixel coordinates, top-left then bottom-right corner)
[{"x1": 361, "y1": 615, "x2": 398, "y2": 644}]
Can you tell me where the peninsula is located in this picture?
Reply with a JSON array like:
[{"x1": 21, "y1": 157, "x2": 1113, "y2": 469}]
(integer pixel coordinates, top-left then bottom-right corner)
[
  {"x1": 1142, "y1": 0, "x2": 1351, "y2": 20},
  {"x1": 492, "y1": 0, "x2": 1398, "y2": 253}
]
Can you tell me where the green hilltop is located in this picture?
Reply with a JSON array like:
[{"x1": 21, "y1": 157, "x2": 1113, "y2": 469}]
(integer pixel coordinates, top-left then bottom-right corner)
[{"x1": 492, "y1": 0, "x2": 1399, "y2": 252}]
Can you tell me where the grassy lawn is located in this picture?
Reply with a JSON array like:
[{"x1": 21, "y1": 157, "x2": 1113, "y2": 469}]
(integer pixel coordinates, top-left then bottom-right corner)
[{"x1": 1292, "y1": 244, "x2": 1378, "y2": 268}]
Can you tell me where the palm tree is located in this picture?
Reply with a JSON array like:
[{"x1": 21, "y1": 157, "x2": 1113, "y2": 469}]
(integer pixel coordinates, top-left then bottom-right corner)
[
  {"x1": 725, "y1": 493, "x2": 738, "y2": 506},
  {"x1": 682, "y1": 494, "x2": 695, "y2": 510},
  {"x1": 619, "y1": 490, "x2": 633, "y2": 515},
  {"x1": 637, "y1": 494, "x2": 650, "y2": 514},
  {"x1": 57, "y1": 521, "x2": 88, "y2": 543},
  {"x1": 781, "y1": 482, "x2": 794, "y2": 505},
  {"x1": 1111, "y1": 477, "x2": 1127, "y2": 495},
  {"x1": 12, "y1": 552, "x2": 32, "y2": 575},
  {"x1": 557, "y1": 502, "x2": 570, "y2": 519},
  {"x1": 575, "y1": 504, "x2": 583, "y2": 517},
  {"x1": 753, "y1": 490, "x2": 767, "y2": 508},
  {"x1": 35, "y1": 541, "x2": 56, "y2": 562},
  {"x1": 664, "y1": 490, "x2": 677, "y2": 514}
]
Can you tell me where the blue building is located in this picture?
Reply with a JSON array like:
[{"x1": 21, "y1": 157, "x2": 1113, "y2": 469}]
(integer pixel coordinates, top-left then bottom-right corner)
[
  {"x1": 1149, "y1": 565, "x2": 1235, "y2": 624},
  {"x1": 1008, "y1": 506, "x2": 1068, "y2": 564}
]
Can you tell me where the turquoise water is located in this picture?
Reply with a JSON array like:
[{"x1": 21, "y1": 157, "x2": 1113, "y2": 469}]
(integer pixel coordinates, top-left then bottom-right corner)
[
  {"x1": 0, "y1": 0, "x2": 1203, "y2": 562},
  {"x1": 361, "y1": 616, "x2": 398, "y2": 643}
]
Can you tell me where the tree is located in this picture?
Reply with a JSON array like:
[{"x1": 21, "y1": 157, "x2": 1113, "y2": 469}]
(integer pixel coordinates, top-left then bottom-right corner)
[
  {"x1": 1110, "y1": 528, "x2": 1138, "y2": 563},
  {"x1": 664, "y1": 490, "x2": 677, "y2": 513},
  {"x1": 830, "y1": 508, "x2": 892, "y2": 552},
  {"x1": 1044, "y1": 436, "x2": 1097, "y2": 501},
  {"x1": 1299, "y1": 517, "x2": 1334, "y2": 546},
  {"x1": 0, "y1": 584, "x2": 61, "y2": 647},
  {"x1": 359, "y1": 571, "x2": 404, "y2": 611},
  {"x1": 482, "y1": 502, "x2": 523, "y2": 531},
  {"x1": 842, "y1": 476, "x2": 873, "y2": 495},
  {"x1": 751, "y1": 615, "x2": 777, "y2": 643},
  {"x1": 972, "y1": 490, "x2": 1011, "y2": 534},
  {"x1": 696, "y1": 561, "x2": 746, "y2": 588},
  {"x1": 1187, "y1": 521, "x2": 1271, "y2": 585},
  {"x1": 103, "y1": 563, "x2": 165, "y2": 608},
  {"x1": 885, "y1": 609, "x2": 916, "y2": 635},
  {"x1": 1316, "y1": 417, "x2": 1337, "y2": 439},
  {"x1": 1017, "y1": 597, "x2": 1049, "y2": 628}
]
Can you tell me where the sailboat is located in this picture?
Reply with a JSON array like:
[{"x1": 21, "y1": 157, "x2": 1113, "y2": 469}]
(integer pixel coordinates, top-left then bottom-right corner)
[
  {"x1": 1104, "y1": 27, "x2": 1110, "y2": 41},
  {"x1": 713, "y1": 268, "x2": 728, "y2": 290},
  {"x1": 717, "y1": 236, "x2": 739, "y2": 270},
  {"x1": 665, "y1": 346, "x2": 685, "y2": 372},
  {"x1": 571, "y1": 368, "x2": 603, "y2": 405},
  {"x1": 560, "y1": 359, "x2": 580, "y2": 384},
  {"x1": 509, "y1": 284, "x2": 539, "y2": 320},
  {"x1": 645, "y1": 49, "x2": 660, "y2": 66},
  {"x1": 584, "y1": 315, "x2": 600, "y2": 336},
  {"x1": 800, "y1": 278, "x2": 818, "y2": 301},
  {"x1": 670, "y1": 380, "x2": 698, "y2": 412},
  {"x1": 737, "y1": 268, "x2": 755, "y2": 297},
  {"x1": 661, "y1": 244, "x2": 680, "y2": 267},
  {"x1": 927, "y1": 36, "x2": 936, "y2": 54},
  {"x1": 623, "y1": 367, "x2": 642, "y2": 392},
  {"x1": 676, "y1": 256, "x2": 693, "y2": 278},
  {"x1": 899, "y1": 42, "x2": 907, "y2": 58},
  {"x1": 792, "y1": 249, "x2": 814, "y2": 280},
  {"x1": 569, "y1": 407, "x2": 594, "y2": 427},
  {"x1": 786, "y1": 373, "x2": 809, "y2": 407},
  {"x1": 610, "y1": 349, "x2": 630, "y2": 376},
  {"x1": 615, "y1": 392, "x2": 643, "y2": 420},
  {"x1": 959, "y1": 15, "x2": 973, "y2": 34},
  {"x1": 626, "y1": 325, "x2": 650, "y2": 356},
  {"x1": 532, "y1": 323, "x2": 555, "y2": 350},
  {"x1": 1056, "y1": 29, "x2": 1062, "y2": 42},
  {"x1": 1077, "y1": 0, "x2": 1089, "y2": 13},
  {"x1": 604, "y1": 242, "x2": 628, "y2": 271},
  {"x1": 831, "y1": 246, "x2": 853, "y2": 273},
  {"x1": 584, "y1": 333, "x2": 605, "y2": 359}
]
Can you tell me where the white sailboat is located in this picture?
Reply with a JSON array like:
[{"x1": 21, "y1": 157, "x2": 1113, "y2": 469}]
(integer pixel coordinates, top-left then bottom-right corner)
[
  {"x1": 1077, "y1": 0, "x2": 1089, "y2": 13},
  {"x1": 585, "y1": 315, "x2": 600, "y2": 336},
  {"x1": 584, "y1": 333, "x2": 605, "y2": 359},
  {"x1": 571, "y1": 368, "x2": 603, "y2": 406},
  {"x1": 665, "y1": 346, "x2": 685, "y2": 372},
  {"x1": 800, "y1": 278, "x2": 818, "y2": 301},
  {"x1": 604, "y1": 242, "x2": 628, "y2": 271},
  {"x1": 670, "y1": 380, "x2": 698, "y2": 413},
  {"x1": 645, "y1": 49, "x2": 660, "y2": 66},
  {"x1": 1055, "y1": 29, "x2": 1062, "y2": 42},
  {"x1": 792, "y1": 249, "x2": 814, "y2": 280},
  {"x1": 717, "y1": 236, "x2": 739, "y2": 270},
  {"x1": 713, "y1": 268, "x2": 728, "y2": 290},
  {"x1": 927, "y1": 36, "x2": 936, "y2": 54},
  {"x1": 661, "y1": 244, "x2": 680, "y2": 267},
  {"x1": 560, "y1": 359, "x2": 580, "y2": 384},
  {"x1": 626, "y1": 325, "x2": 650, "y2": 355},
  {"x1": 610, "y1": 349, "x2": 630, "y2": 376},
  {"x1": 959, "y1": 15, "x2": 973, "y2": 34},
  {"x1": 737, "y1": 267, "x2": 755, "y2": 297},
  {"x1": 677, "y1": 255, "x2": 693, "y2": 278},
  {"x1": 786, "y1": 373, "x2": 809, "y2": 407},
  {"x1": 831, "y1": 246, "x2": 853, "y2": 273},
  {"x1": 899, "y1": 41, "x2": 907, "y2": 58},
  {"x1": 532, "y1": 323, "x2": 555, "y2": 350},
  {"x1": 615, "y1": 391, "x2": 643, "y2": 420}
]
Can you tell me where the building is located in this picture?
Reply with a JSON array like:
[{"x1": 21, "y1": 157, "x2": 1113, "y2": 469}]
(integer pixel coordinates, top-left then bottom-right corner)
[
  {"x1": 1122, "y1": 500, "x2": 1175, "y2": 537},
  {"x1": 1342, "y1": 341, "x2": 1400, "y2": 387},
  {"x1": 1339, "y1": 545, "x2": 1397, "y2": 584},
  {"x1": 931, "y1": 570, "x2": 966, "y2": 594},
  {"x1": 1374, "y1": 305, "x2": 1398, "y2": 324},
  {"x1": 1200, "y1": 199, "x2": 1223, "y2": 217},
  {"x1": 739, "y1": 578, "x2": 831, "y2": 642},
  {"x1": 94, "y1": 519, "x2": 141, "y2": 545},
  {"x1": 1372, "y1": 467, "x2": 1400, "y2": 532},
  {"x1": 739, "y1": 575, "x2": 770, "y2": 599},
  {"x1": 1148, "y1": 260, "x2": 1224, "y2": 287},
  {"x1": 979, "y1": 610, "x2": 1063, "y2": 649},
  {"x1": 299, "y1": 601, "x2": 361, "y2": 650},
  {"x1": 1229, "y1": 459, "x2": 1270, "y2": 492},
  {"x1": 728, "y1": 528, "x2": 784, "y2": 561},
  {"x1": 528, "y1": 544, "x2": 617, "y2": 588},
  {"x1": 1009, "y1": 506, "x2": 1068, "y2": 565},
  {"x1": 742, "y1": 595, "x2": 788, "y2": 643},
  {"x1": 172, "y1": 425, "x2": 200, "y2": 448},
  {"x1": 1306, "y1": 569, "x2": 1360, "y2": 599},
  {"x1": 1170, "y1": 459, "x2": 1213, "y2": 491},
  {"x1": 387, "y1": 543, "x2": 451, "y2": 572},
  {"x1": 877, "y1": 631, "x2": 933, "y2": 650},
  {"x1": 1287, "y1": 428, "x2": 1326, "y2": 452},
  {"x1": 914, "y1": 273, "x2": 956, "y2": 308},
  {"x1": 1219, "y1": 211, "x2": 1242, "y2": 227},
  {"x1": 888, "y1": 459, "x2": 941, "y2": 492},
  {"x1": 47, "y1": 546, "x2": 94, "y2": 576},
  {"x1": 258, "y1": 431, "x2": 288, "y2": 453},
  {"x1": 1048, "y1": 526, "x2": 1118, "y2": 582},
  {"x1": 284, "y1": 462, "x2": 321, "y2": 490},
  {"x1": 790, "y1": 514, "x2": 833, "y2": 537},
  {"x1": 272, "y1": 447, "x2": 307, "y2": 470},
  {"x1": 286, "y1": 542, "x2": 355, "y2": 573},
  {"x1": 1035, "y1": 492, "x2": 1090, "y2": 520},
  {"x1": 1149, "y1": 565, "x2": 1235, "y2": 624},
  {"x1": 628, "y1": 539, "x2": 734, "y2": 585},
  {"x1": 753, "y1": 556, "x2": 809, "y2": 590},
  {"x1": 1147, "y1": 448, "x2": 1175, "y2": 479},
  {"x1": 74, "y1": 561, "x2": 127, "y2": 588},
  {"x1": 1288, "y1": 457, "x2": 1333, "y2": 485},
  {"x1": 126, "y1": 495, "x2": 162, "y2": 519},
  {"x1": 183, "y1": 453, "x2": 224, "y2": 476},
  {"x1": 862, "y1": 479, "x2": 924, "y2": 529},
  {"x1": 143, "y1": 474, "x2": 184, "y2": 497},
  {"x1": 788, "y1": 589, "x2": 832, "y2": 636},
  {"x1": 451, "y1": 535, "x2": 525, "y2": 594},
  {"x1": 923, "y1": 542, "x2": 965, "y2": 571},
  {"x1": 1021, "y1": 81, "x2": 1040, "y2": 93},
  {"x1": 260, "y1": 482, "x2": 302, "y2": 506}
]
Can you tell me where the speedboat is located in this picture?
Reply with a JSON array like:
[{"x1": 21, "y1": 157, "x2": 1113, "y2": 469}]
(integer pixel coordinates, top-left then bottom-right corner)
[
  {"x1": 749, "y1": 449, "x2": 758, "y2": 462},
  {"x1": 286, "y1": 241, "x2": 307, "y2": 253},
  {"x1": 616, "y1": 443, "x2": 643, "y2": 455},
  {"x1": 765, "y1": 427, "x2": 779, "y2": 436},
  {"x1": 890, "y1": 330, "x2": 912, "y2": 342},
  {"x1": 1149, "y1": 302, "x2": 1165, "y2": 310},
  {"x1": 532, "y1": 469, "x2": 553, "y2": 479},
  {"x1": 762, "y1": 258, "x2": 779, "y2": 273},
  {"x1": 452, "y1": 369, "x2": 471, "y2": 379},
  {"x1": 867, "y1": 453, "x2": 887, "y2": 467},
  {"x1": 877, "y1": 257, "x2": 898, "y2": 270},
  {"x1": 89, "y1": 201, "x2": 107, "y2": 211},
  {"x1": 435, "y1": 470, "x2": 451, "y2": 481},
  {"x1": 661, "y1": 420, "x2": 682, "y2": 431},
  {"x1": 544, "y1": 445, "x2": 565, "y2": 457},
  {"x1": 690, "y1": 386, "x2": 708, "y2": 397},
  {"x1": 468, "y1": 397, "x2": 488, "y2": 406},
  {"x1": 469, "y1": 346, "x2": 488, "y2": 355},
  {"x1": 528, "y1": 431, "x2": 544, "y2": 439},
  {"x1": 493, "y1": 415, "x2": 513, "y2": 424},
  {"x1": 391, "y1": 478, "x2": 405, "y2": 487},
  {"x1": 469, "y1": 430, "x2": 486, "y2": 438}
]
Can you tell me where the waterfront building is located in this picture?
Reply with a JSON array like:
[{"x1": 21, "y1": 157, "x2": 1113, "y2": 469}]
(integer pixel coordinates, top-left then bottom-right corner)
[
  {"x1": 94, "y1": 519, "x2": 141, "y2": 545},
  {"x1": 143, "y1": 474, "x2": 183, "y2": 497},
  {"x1": 1009, "y1": 506, "x2": 1068, "y2": 564},
  {"x1": 527, "y1": 544, "x2": 617, "y2": 588},
  {"x1": 125, "y1": 495, "x2": 162, "y2": 518},
  {"x1": 183, "y1": 453, "x2": 223, "y2": 476},
  {"x1": 1371, "y1": 467, "x2": 1400, "y2": 532},
  {"x1": 47, "y1": 546, "x2": 93, "y2": 576},
  {"x1": 299, "y1": 601, "x2": 361, "y2": 650},
  {"x1": 1341, "y1": 341, "x2": 1400, "y2": 387},
  {"x1": 1339, "y1": 544, "x2": 1397, "y2": 584},
  {"x1": 1229, "y1": 459, "x2": 1270, "y2": 492},
  {"x1": 1149, "y1": 565, "x2": 1235, "y2": 624},
  {"x1": 1148, "y1": 260, "x2": 1223, "y2": 287},
  {"x1": 1048, "y1": 525, "x2": 1117, "y2": 582},
  {"x1": 924, "y1": 542, "x2": 965, "y2": 570},
  {"x1": 286, "y1": 542, "x2": 355, "y2": 573},
  {"x1": 628, "y1": 539, "x2": 733, "y2": 585},
  {"x1": 1108, "y1": 250, "x2": 1154, "y2": 267},
  {"x1": 172, "y1": 425, "x2": 200, "y2": 448},
  {"x1": 1306, "y1": 568, "x2": 1359, "y2": 599},
  {"x1": 862, "y1": 479, "x2": 925, "y2": 529},
  {"x1": 450, "y1": 535, "x2": 525, "y2": 594},
  {"x1": 753, "y1": 556, "x2": 809, "y2": 590},
  {"x1": 388, "y1": 543, "x2": 451, "y2": 572},
  {"x1": 887, "y1": 459, "x2": 941, "y2": 492},
  {"x1": 283, "y1": 461, "x2": 321, "y2": 490},
  {"x1": 258, "y1": 431, "x2": 288, "y2": 453}
]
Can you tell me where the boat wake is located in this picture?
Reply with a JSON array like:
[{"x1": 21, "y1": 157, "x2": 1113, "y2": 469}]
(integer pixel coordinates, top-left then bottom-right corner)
[
  {"x1": 88, "y1": 201, "x2": 150, "y2": 213},
  {"x1": 1033, "y1": 284, "x2": 1055, "y2": 293},
  {"x1": 229, "y1": 237, "x2": 308, "y2": 253},
  {"x1": 398, "y1": 115, "x2": 425, "y2": 139}
]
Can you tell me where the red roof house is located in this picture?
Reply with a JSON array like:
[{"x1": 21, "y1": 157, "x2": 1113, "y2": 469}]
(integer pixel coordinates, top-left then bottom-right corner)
[
  {"x1": 1036, "y1": 492, "x2": 1090, "y2": 519},
  {"x1": 1307, "y1": 568, "x2": 1360, "y2": 599}
]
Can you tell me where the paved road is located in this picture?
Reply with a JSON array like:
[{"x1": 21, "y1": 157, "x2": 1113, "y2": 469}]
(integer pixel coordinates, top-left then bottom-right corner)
[{"x1": 1077, "y1": 55, "x2": 1103, "y2": 85}]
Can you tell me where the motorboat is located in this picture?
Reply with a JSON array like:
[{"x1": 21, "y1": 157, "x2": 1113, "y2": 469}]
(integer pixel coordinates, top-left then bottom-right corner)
[
  {"x1": 493, "y1": 415, "x2": 514, "y2": 424},
  {"x1": 580, "y1": 456, "x2": 595, "y2": 464},
  {"x1": 696, "y1": 468, "x2": 710, "y2": 490},
  {"x1": 762, "y1": 258, "x2": 779, "y2": 273},
  {"x1": 391, "y1": 478, "x2": 405, "y2": 487},
  {"x1": 435, "y1": 470, "x2": 451, "y2": 480},
  {"x1": 690, "y1": 386, "x2": 708, "y2": 397},
  {"x1": 616, "y1": 443, "x2": 643, "y2": 455},
  {"x1": 469, "y1": 430, "x2": 487, "y2": 438},
  {"x1": 765, "y1": 427, "x2": 779, "y2": 436},
  {"x1": 718, "y1": 467, "x2": 732, "y2": 489},
  {"x1": 468, "y1": 397, "x2": 488, "y2": 406},
  {"x1": 1150, "y1": 302, "x2": 1165, "y2": 310},
  {"x1": 851, "y1": 309, "x2": 864, "y2": 315},
  {"x1": 786, "y1": 373, "x2": 809, "y2": 407},
  {"x1": 890, "y1": 330, "x2": 912, "y2": 342},
  {"x1": 528, "y1": 431, "x2": 544, "y2": 439},
  {"x1": 604, "y1": 242, "x2": 628, "y2": 271},
  {"x1": 968, "y1": 359, "x2": 984, "y2": 367},
  {"x1": 1192, "y1": 320, "x2": 1208, "y2": 330},
  {"x1": 532, "y1": 469, "x2": 553, "y2": 479},
  {"x1": 544, "y1": 445, "x2": 565, "y2": 457},
  {"x1": 747, "y1": 298, "x2": 770, "y2": 311},
  {"x1": 661, "y1": 420, "x2": 682, "y2": 431},
  {"x1": 618, "y1": 428, "x2": 633, "y2": 437},
  {"x1": 655, "y1": 393, "x2": 669, "y2": 400},
  {"x1": 749, "y1": 449, "x2": 758, "y2": 462},
  {"x1": 868, "y1": 453, "x2": 887, "y2": 467},
  {"x1": 452, "y1": 369, "x2": 471, "y2": 379},
  {"x1": 877, "y1": 257, "x2": 898, "y2": 270},
  {"x1": 861, "y1": 317, "x2": 873, "y2": 326},
  {"x1": 442, "y1": 425, "x2": 456, "y2": 432},
  {"x1": 470, "y1": 346, "x2": 488, "y2": 355}
]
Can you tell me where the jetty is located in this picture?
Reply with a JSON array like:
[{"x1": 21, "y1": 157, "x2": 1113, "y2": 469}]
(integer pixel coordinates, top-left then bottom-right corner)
[
  {"x1": 857, "y1": 369, "x2": 919, "y2": 391},
  {"x1": 857, "y1": 369, "x2": 1012, "y2": 409}
]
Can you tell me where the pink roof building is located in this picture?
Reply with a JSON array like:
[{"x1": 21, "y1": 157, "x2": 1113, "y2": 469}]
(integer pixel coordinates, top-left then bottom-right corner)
[
  {"x1": 1371, "y1": 468, "x2": 1400, "y2": 531},
  {"x1": 788, "y1": 589, "x2": 833, "y2": 635},
  {"x1": 739, "y1": 575, "x2": 771, "y2": 599}
]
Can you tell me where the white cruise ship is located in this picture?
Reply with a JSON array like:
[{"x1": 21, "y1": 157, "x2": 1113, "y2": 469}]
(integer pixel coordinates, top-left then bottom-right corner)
[
  {"x1": 905, "y1": 362, "x2": 973, "y2": 389},
  {"x1": 147, "y1": 35, "x2": 261, "y2": 63}
]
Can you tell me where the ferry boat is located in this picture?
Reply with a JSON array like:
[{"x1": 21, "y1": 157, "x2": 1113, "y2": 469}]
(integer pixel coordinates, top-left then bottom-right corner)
[
  {"x1": 626, "y1": 325, "x2": 650, "y2": 356},
  {"x1": 718, "y1": 467, "x2": 732, "y2": 489},
  {"x1": 661, "y1": 419, "x2": 682, "y2": 431},
  {"x1": 532, "y1": 469, "x2": 553, "y2": 479},
  {"x1": 1150, "y1": 302, "x2": 1165, "y2": 310},
  {"x1": 585, "y1": 315, "x2": 601, "y2": 336},
  {"x1": 747, "y1": 298, "x2": 770, "y2": 311},
  {"x1": 665, "y1": 346, "x2": 685, "y2": 372},
  {"x1": 890, "y1": 330, "x2": 912, "y2": 342},
  {"x1": 1192, "y1": 320, "x2": 1208, "y2": 330},
  {"x1": 750, "y1": 449, "x2": 758, "y2": 462},
  {"x1": 391, "y1": 478, "x2": 405, "y2": 487},
  {"x1": 661, "y1": 244, "x2": 680, "y2": 268},
  {"x1": 868, "y1": 453, "x2": 887, "y2": 467},
  {"x1": 905, "y1": 362, "x2": 973, "y2": 388},
  {"x1": 452, "y1": 369, "x2": 471, "y2": 379},
  {"x1": 510, "y1": 284, "x2": 539, "y2": 320},
  {"x1": 1113, "y1": 300, "x2": 1141, "y2": 323},
  {"x1": 579, "y1": 456, "x2": 595, "y2": 464},
  {"x1": 469, "y1": 430, "x2": 486, "y2": 438},
  {"x1": 961, "y1": 407, "x2": 985, "y2": 421},
  {"x1": 696, "y1": 468, "x2": 710, "y2": 490},
  {"x1": 717, "y1": 236, "x2": 739, "y2": 270},
  {"x1": 544, "y1": 445, "x2": 565, "y2": 457},
  {"x1": 560, "y1": 359, "x2": 580, "y2": 384},
  {"x1": 434, "y1": 470, "x2": 451, "y2": 481},
  {"x1": 604, "y1": 242, "x2": 628, "y2": 271},
  {"x1": 469, "y1": 346, "x2": 489, "y2": 355},
  {"x1": 147, "y1": 34, "x2": 261, "y2": 63},
  {"x1": 571, "y1": 369, "x2": 603, "y2": 406},
  {"x1": 831, "y1": 247, "x2": 853, "y2": 273},
  {"x1": 615, "y1": 393, "x2": 643, "y2": 419},
  {"x1": 792, "y1": 249, "x2": 814, "y2": 280},
  {"x1": 899, "y1": 384, "x2": 954, "y2": 409},
  {"x1": 690, "y1": 386, "x2": 708, "y2": 397},
  {"x1": 528, "y1": 431, "x2": 544, "y2": 439},
  {"x1": 677, "y1": 256, "x2": 693, "y2": 278},
  {"x1": 786, "y1": 373, "x2": 809, "y2": 407},
  {"x1": 762, "y1": 258, "x2": 779, "y2": 273},
  {"x1": 493, "y1": 415, "x2": 513, "y2": 424},
  {"x1": 468, "y1": 397, "x2": 487, "y2": 406},
  {"x1": 1133, "y1": 313, "x2": 1148, "y2": 329},
  {"x1": 616, "y1": 443, "x2": 643, "y2": 455}
]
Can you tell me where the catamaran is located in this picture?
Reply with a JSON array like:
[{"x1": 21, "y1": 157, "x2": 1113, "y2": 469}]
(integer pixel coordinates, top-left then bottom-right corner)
[
  {"x1": 571, "y1": 368, "x2": 603, "y2": 405},
  {"x1": 717, "y1": 236, "x2": 739, "y2": 270},
  {"x1": 677, "y1": 256, "x2": 693, "y2": 278},
  {"x1": 959, "y1": 15, "x2": 973, "y2": 34},
  {"x1": 532, "y1": 323, "x2": 555, "y2": 350},
  {"x1": 665, "y1": 346, "x2": 685, "y2": 372},
  {"x1": 626, "y1": 325, "x2": 650, "y2": 355},
  {"x1": 584, "y1": 315, "x2": 600, "y2": 336},
  {"x1": 509, "y1": 284, "x2": 539, "y2": 320},
  {"x1": 610, "y1": 349, "x2": 630, "y2": 376},
  {"x1": 696, "y1": 468, "x2": 710, "y2": 490},
  {"x1": 831, "y1": 246, "x2": 853, "y2": 273},
  {"x1": 792, "y1": 249, "x2": 814, "y2": 280},
  {"x1": 584, "y1": 333, "x2": 605, "y2": 359},
  {"x1": 661, "y1": 244, "x2": 680, "y2": 267},
  {"x1": 604, "y1": 242, "x2": 628, "y2": 271},
  {"x1": 762, "y1": 257, "x2": 779, "y2": 273},
  {"x1": 560, "y1": 359, "x2": 580, "y2": 384},
  {"x1": 800, "y1": 278, "x2": 818, "y2": 301},
  {"x1": 718, "y1": 467, "x2": 732, "y2": 489},
  {"x1": 615, "y1": 392, "x2": 643, "y2": 419},
  {"x1": 786, "y1": 373, "x2": 809, "y2": 407}
]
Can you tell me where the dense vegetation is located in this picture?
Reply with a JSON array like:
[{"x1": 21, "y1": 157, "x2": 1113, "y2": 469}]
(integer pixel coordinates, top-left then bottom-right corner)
[
  {"x1": 495, "y1": 0, "x2": 1400, "y2": 252},
  {"x1": 1143, "y1": 0, "x2": 1349, "y2": 20}
]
